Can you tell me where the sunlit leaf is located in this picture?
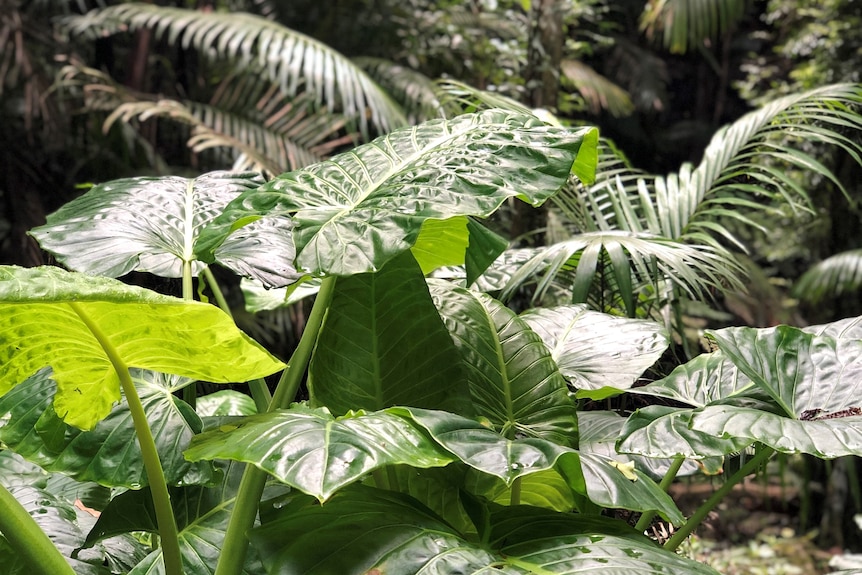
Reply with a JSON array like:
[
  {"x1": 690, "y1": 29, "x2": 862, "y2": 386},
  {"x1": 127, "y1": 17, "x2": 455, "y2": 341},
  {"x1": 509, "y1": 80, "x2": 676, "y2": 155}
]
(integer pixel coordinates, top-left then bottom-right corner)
[{"x1": 0, "y1": 266, "x2": 284, "y2": 429}]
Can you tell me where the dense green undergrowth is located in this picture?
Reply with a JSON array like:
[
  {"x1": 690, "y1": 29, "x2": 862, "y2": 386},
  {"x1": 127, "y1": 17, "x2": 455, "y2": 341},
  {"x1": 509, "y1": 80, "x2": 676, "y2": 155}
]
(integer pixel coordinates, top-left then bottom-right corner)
[{"x1": 2, "y1": 96, "x2": 862, "y2": 575}]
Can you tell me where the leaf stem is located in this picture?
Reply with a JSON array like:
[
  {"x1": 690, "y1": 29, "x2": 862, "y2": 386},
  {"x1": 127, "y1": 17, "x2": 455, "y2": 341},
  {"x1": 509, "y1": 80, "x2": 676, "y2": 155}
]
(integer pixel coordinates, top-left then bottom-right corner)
[
  {"x1": 634, "y1": 455, "x2": 685, "y2": 532},
  {"x1": 664, "y1": 445, "x2": 774, "y2": 552},
  {"x1": 201, "y1": 266, "x2": 271, "y2": 410},
  {"x1": 69, "y1": 302, "x2": 183, "y2": 575},
  {"x1": 182, "y1": 260, "x2": 196, "y2": 408},
  {"x1": 510, "y1": 476, "x2": 522, "y2": 506},
  {"x1": 215, "y1": 276, "x2": 337, "y2": 575},
  {"x1": 0, "y1": 483, "x2": 76, "y2": 575}
]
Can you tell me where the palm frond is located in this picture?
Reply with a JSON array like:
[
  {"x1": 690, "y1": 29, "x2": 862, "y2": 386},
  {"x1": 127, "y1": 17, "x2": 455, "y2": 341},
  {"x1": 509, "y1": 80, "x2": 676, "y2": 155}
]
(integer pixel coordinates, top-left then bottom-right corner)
[
  {"x1": 562, "y1": 83, "x2": 862, "y2": 247},
  {"x1": 353, "y1": 57, "x2": 443, "y2": 123},
  {"x1": 434, "y1": 79, "x2": 533, "y2": 117},
  {"x1": 63, "y1": 3, "x2": 408, "y2": 137},
  {"x1": 793, "y1": 249, "x2": 862, "y2": 304},
  {"x1": 640, "y1": 0, "x2": 748, "y2": 54},
  {"x1": 560, "y1": 59, "x2": 634, "y2": 117},
  {"x1": 62, "y1": 65, "x2": 349, "y2": 174},
  {"x1": 495, "y1": 231, "x2": 745, "y2": 316}
]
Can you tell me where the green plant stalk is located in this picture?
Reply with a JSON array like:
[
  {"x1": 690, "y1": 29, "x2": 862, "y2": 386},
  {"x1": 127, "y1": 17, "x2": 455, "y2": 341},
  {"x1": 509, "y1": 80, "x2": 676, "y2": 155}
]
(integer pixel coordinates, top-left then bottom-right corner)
[
  {"x1": 634, "y1": 455, "x2": 685, "y2": 532},
  {"x1": 0, "y1": 482, "x2": 77, "y2": 575},
  {"x1": 664, "y1": 445, "x2": 774, "y2": 552},
  {"x1": 201, "y1": 266, "x2": 271, "y2": 410},
  {"x1": 182, "y1": 259, "x2": 196, "y2": 409},
  {"x1": 510, "y1": 476, "x2": 522, "y2": 506},
  {"x1": 68, "y1": 302, "x2": 183, "y2": 575},
  {"x1": 215, "y1": 276, "x2": 337, "y2": 575}
]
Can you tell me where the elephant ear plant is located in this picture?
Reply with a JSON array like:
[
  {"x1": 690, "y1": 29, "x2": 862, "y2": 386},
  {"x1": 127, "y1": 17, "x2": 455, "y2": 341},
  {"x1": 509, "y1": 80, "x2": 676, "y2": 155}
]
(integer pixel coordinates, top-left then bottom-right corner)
[{"x1": 0, "y1": 107, "x2": 858, "y2": 574}]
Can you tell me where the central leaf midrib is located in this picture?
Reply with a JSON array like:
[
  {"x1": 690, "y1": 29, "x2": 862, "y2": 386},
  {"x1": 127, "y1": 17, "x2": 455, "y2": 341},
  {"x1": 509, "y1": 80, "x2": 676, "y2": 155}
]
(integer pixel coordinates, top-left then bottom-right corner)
[
  {"x1": 183, "y1": 179, "x2": 195, "y2": 262},
  {"x1": 487, "y1": 309, "x2": 516, "y2": 439}
]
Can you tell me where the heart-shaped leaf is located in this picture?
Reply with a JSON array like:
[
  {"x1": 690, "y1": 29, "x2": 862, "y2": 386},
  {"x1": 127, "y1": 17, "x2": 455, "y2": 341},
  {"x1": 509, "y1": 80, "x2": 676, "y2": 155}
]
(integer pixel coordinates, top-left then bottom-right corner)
[
  {"x1": 395, "y1": 407, "x2": 682, "y2": 523},
  {"x1": 520, "y1": 305, "x2": 668, "y2": 398},
  {"x1": 0, "y1": 369, "x2": 213, "y2": 488},
  {"x1": 198, "y1": 110, "x2": 597, "y2": 276},
  {"x1": 28, "y1": 172, "x2": 300, "y2": 287},
  {"x1": 0, "y1": 485, "x2": 106, "y2": 575},
  {"x1": 309, "y1": 252, "x2": 470, "y2": 414},
  {"x1": 184, "y1": 405, "x2": 455, "y2": 501},
  {"x1": 428, "y1": 280, "x2": 579, "y2": 446},
  {"x1": 393, "y1": 406, "x2": 573, "y2": 485},
  {"x1": 0, "y1": 266, "x2": 284, "y2": 429}
]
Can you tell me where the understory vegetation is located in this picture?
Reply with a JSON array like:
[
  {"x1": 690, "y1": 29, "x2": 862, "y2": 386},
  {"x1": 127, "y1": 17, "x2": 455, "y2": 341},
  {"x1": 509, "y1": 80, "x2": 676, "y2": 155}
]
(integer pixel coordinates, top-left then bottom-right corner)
[{"x1": 3, "y1": 1, "x2": 862, "y2": 574}]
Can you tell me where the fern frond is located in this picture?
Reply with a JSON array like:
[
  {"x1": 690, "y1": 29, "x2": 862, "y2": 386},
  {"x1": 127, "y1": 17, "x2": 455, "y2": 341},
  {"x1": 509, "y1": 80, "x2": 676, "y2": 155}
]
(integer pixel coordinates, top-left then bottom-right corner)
[
  {"x1": 793, "y1": 249, "x2": 862, "y2": 304},
  {"x1": 64, "y1": 3, "x2": 408, "y2": 136}
]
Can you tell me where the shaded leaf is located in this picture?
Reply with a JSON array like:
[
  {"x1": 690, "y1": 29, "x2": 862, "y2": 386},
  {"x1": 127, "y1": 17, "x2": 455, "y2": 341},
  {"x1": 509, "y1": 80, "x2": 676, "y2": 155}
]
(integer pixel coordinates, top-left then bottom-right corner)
[
  {"x1": 309, "y1": 252, "x2": 470, "y2": 414},
  {"x1": 248, "y1": 485, "x2": 710, "y2": 574},
  {"x1": 195, "y1": 390, "x2": 257, "y2": 417},
  {"x1": 85, "y1": 461, "x2": 263, "y2": 575},
  {"x1": 0, "y1": 369, "x2": 213, "y2": 488},
  {"x1": 428, "y1": 280, "x2": 579, "y2": 446}
]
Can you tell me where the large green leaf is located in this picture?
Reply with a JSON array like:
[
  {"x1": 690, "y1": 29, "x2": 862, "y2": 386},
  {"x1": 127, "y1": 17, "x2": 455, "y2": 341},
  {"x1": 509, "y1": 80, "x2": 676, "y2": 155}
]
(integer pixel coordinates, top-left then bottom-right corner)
[
  {"x1": 248, "y1": 485, "x2": 713, "y2": 574},
  {"x1": 393, "y1": 406, "x2": 573, "y2": 485},
  {"x1": 28, "y1": 172, "x2": 299, "y2": 287},
  {"x1": 464, "y1": 468, "x2": 575, "y2": 511},
  {"x1": 629, "y1": 351, "x2": 763, "y2": 408},
  {"x1": 578, "y1": 410, "x2": 724, "y2": 478},
  {"x1": 84, "y1": 461, "x2": 263, "y2": 575},
  {"x1": 428, "y1": 280, "x2": 579, "y2": 446},
  {"x1": 617, "y1": 405, "x2": 752, "y2": 461},
  {"x1": 520, "y1": 305, "x2": 668, "y2": 398},
  {"x1": 709, "y1": 324, "x2": 862, "y2": 418},
  {"x1": 690, "y1": 405, "x2": 862, "y2": 459},
  {"x1": 0, "y1": 369, "x2": 213, "y2": 488},
  {"x1": 184, "y1": 405, "x2": 455, "y2": 501},
  {"x1": 0, "y1": 266, "x2": 285, "y2": 429},
  {"x1": 198, "y1": 110, "x2": 597, "y2": 277},
  {"x1": 395, "y1": 407, "x2": 682, "y2": 523},
  {"x1": 309, "y1": 252, "x2": 470, "y2": 414}
]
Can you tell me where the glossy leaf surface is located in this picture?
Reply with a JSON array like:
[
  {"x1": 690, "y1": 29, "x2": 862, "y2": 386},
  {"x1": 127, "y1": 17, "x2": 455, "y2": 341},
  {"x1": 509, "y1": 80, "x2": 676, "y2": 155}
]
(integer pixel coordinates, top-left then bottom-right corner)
[
  {"x1": 249, "y1": 485, "x2": 712, "y2": 574},
  {"x1": 309, "y1": 252, "x2": 469, "y2": 414},
  {"x1": 395, "y1": 407, "x2": 682, "y2": 522},
  {"x1": 428, "y1": 280, "x2": 579, "y2": 446},
  {"x1": 198, "y1": 110, "x2": 597, "y2": 276},
  {"x1": 184, "y1": 405, "x2": 455, "y2": 501},
  {"x1": 0, "y1": 266, "x2": 284, "y2": 429},
  {"x1": 28, "y1": 172, "x2": 300, "y2": 286},
  {"x1": 709, "y1": 324, "x2": 862, "y2": 418},
  {"x1": 578, "y1": 410, "x2": 724, "y2": 478},
  {"x1": 0, "y1": 369, "x2": 213, "y2": 488},
  {"x1": 520, "y1": 305, "x2": 667, "y2": 398}
]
